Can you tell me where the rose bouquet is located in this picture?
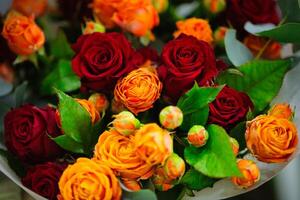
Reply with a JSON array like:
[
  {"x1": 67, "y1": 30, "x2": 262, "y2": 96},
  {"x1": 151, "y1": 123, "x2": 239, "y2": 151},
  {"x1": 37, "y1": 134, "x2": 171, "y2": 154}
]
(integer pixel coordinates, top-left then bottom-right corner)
[{"x1": 0, "y1": 0, "x2": 300, "y2": 199}]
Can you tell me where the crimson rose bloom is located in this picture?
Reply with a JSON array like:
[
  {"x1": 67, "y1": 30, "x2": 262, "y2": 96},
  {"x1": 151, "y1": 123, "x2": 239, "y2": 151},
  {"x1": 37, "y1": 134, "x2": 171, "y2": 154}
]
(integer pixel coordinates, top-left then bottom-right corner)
[
  {"x1": 158, "y1": 34, "x2": 218, "y2": 101},
  {"x1": 72, "y1": 32, "x2": 137, "y2": 92},
  {"x1": 22, "y1": 162, "x2": 66, "y2": 200},
  {"x1": 226, "y1": 0, "x2": 280, "y2": 31},
  {"x1": 4, "y1": 105, "x2": 63, "y2": 164},
  {"x1": 209, "y1": 86, "x2": 253, "y2": 129}
]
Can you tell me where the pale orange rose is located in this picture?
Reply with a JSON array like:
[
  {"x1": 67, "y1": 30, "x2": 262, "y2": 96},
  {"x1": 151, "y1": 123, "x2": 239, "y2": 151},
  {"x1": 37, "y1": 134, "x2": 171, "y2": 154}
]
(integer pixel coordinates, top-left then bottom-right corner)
[
  {"x1": 231, "y1": 159, "x2": 260, "y2": 189},
  {"x1": 2, "y1": 12, "x2": 45, "y2": 55},
  {"x1": 244, "y1": 35, "x2": 281, "y2": 60},
  {"x1": 246, "y1": 115, "x2": 298, "y2": 163},
  {"x1": 12, "y1": 0, "x2": 48, "y2": 17},
  {"x1": 112, "y1": 0, "x2": 159, "y2": 37},
  {"x1": 174, "y1": 18, "x2": 213, "y2": 45},
  {"x1": 76, "y1": 99, "x2": 100, "y2": 124},
  {"x1": 114, "y1": 67, "x2": 162, "y2": 115},
  {"x1": 134, "y1": 123, "x2": 173, "y2": 166},
  {"x1": 59, "y1": 158, "x2": 121, "y2": 200},
  {"x1": 94, "y1": 130, "x2": 154, "y2": 180},
  {"x1": 268, "y1": 103, "x2": 294, "y2": 120}
]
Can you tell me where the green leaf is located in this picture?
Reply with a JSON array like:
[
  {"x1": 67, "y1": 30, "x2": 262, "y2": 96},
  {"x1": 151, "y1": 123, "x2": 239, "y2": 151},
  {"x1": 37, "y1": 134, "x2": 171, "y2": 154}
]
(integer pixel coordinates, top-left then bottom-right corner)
[
  {"x1": 180, "y1": 169, "x2": 218, "y2": 191},
  {"x1": 40, "y1": 59, "x2": 80, "y2": 95},
  {"x1": 278, "y1": 0, "x2": 300, "y2": 22},
  {"x1": 229, "y1": 122, "x2": 247, "y2": 151},
  {"x1": 217, "y1": 60, "x2": 291, "y2": 113},
  {"x1": 257, "y1": 23, "x2": 300, "y2": 44},
  {"x1": 50, "y1": 30, "x2": 74, "y2": 59},
  {"x1": 224, "y1": 29, "x2": 253, "y2": 66},
  {"x1": 184, "y1": 125, "x2": 242, "y2": 178},
  {"x1": 52, "y1": 135, "x2": 84, "y2": 154},
  {"x1": 0, "y1": 78, "x2": 13, "y2": 97},
  {"x1": 13, "y1": 82, "x2": 28, "y2": 108},
  {"x1": 122, "y1": 189, "x2": 157, "y2": 200},
  {"x1": 177, "y1": 84, "x2": 223, "y2": 131},
  {"x1": 55, "y1": 89, "x2": 92, "y2": 146}
]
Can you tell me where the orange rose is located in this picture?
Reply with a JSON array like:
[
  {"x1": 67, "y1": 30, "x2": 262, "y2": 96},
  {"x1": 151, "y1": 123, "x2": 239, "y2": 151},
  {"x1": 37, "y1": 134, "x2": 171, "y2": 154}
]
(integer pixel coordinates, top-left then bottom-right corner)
[
  {"x1": 231, "y1": 159, "x2": 260, "y2": 189},
  {"x1": 112, "y1": 0, "x2": 159, "y2": 37},
  {"x1": 174, "y1": 18, "x2": 213, "y2": 45},
  {"x1": 134, "y1": 123, "x2": 173, "y2": 166},
  {"x1": 94, "y1": 130, "x2": 154, "y2": 180},
  {"x1": 2, "y1": 12, "x2": 45, "y2": 55},
  {"x1": 59, "y1": 158, "x2": 121, "y2": 200},
  {"x1": 76, "y1": 99, "x2": 100, "y2": 124},
  {"x1": 114, "y1": 67, "x2": 162, "y2": 115},
  {"x1": 244, "y1": 35, "x2": 281, "y2": 60},
  {"x1": 12, "y1": 0, "x2": 48, "y2": 17},
  {"x1": 246, "y1": 115, "x2": 298, "y2": 163},
  {"x1": 268, "y1": 103, "x2": 294, "y2": 120}
]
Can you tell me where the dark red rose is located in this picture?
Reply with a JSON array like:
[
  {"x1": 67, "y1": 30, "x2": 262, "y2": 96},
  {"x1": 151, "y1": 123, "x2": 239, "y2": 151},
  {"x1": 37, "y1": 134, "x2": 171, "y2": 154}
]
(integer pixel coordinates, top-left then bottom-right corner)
[
  {"x1": 4, "y1": 105, "x2": 63, "y2": 164},
  {"x1": 72, "y1": 32, "x2": 137, "y2": 92},
  {"x1": 158, "y1": 34, "x2": 218, "y2": 101},
  {"x1": 226, "y1": 0, "x2": 280, "y2": 31},
  {"x1": 22, "y1": 162, "x2": 66, "y2": 200},
  {"x1": 209, "y1": 86, "x2": 253, "y2": 130}
]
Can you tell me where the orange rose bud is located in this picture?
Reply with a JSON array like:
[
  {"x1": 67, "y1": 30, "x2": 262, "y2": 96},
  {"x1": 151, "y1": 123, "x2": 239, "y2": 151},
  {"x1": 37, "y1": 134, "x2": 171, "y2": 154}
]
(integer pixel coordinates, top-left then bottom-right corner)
[
  {"x1": 243, "y1": 35, "x2": 281, "y2": 60},
  {"x1": 187, "y1": 125, "x2": 209, "y2": 148},
  {"x1": 203, "y1": 0, "x2": 226, "y2": 15},
  {"x1": 152, "y1": 166, "x2": 174, "y2": 191},
  {"x1": 114, "y1": 67, "x2": 162, "y2": 115},
  {"x1": 268, "y1": 103, "x2": 294, "y2": 120},
  {"x1": 12, "y1": 0, "x2": 48, "y2": 17},
  {"x1": 59, "y1": 158, "x2": 122, "y2": 200},
  {"x1": 229, "y1": 137, "x2": 239, "y2": 156},
  {"x1": 94, "y1": 130, "x2": 154, "y2": 180},
  {"x1": 76, "y1": 99, "x2": 100, "y2": 124},
  {"x1": 83, "y1": 21, "x2": 105, "y2": 35},
  {"x1": 2, "y1": 12, "x2": 45, "y2": 55},
  {"x1": 111, "y1": 111, "x2": 141, "y2": 136},
  {"x1": 163, "y1": 153, "x2": 185, "y2": 180},
  {"x1": 134, "y1": 123, "x2": 173, "y2": 166},
  {"x1": 174, "y1": 18, "x2": 213, "y2": 45},
  {"x1": 159, "y1": 106, "x2": 183, "y2": 130},
  {"x1": 214, "y1": 26, "x2": 228, "y2": 48},
  {"x1": 152, "y1": 0, "x2": 169, "y2": 13},
  {"x1": 88, "y1": 93, "x2": 109, "y2": 113},
  {"x1": 246, "y1": 115, "x2": 298, "y2": 163},
  {"x1": 231, "y1": 159, "x2": 260, "y2": 189},
  {"x1": 122, "y1": 179, "x2": 142, "y2": 191}
]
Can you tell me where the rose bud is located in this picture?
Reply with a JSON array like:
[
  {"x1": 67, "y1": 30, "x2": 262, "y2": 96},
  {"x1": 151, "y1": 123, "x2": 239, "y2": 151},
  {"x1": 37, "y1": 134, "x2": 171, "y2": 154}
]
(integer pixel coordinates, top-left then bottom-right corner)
[
  {"x1": 83, "y1": 21, "x2": 105, "y2": 35},
  {"x1": 203, "y1": 0, "x2": 226, "y2": 15},
  {"x1": 152, "y1": 167, "x2": 174, "y2": 191},
  {"x1": 22, "y1": 162, "x2": 66, "y2": 200},
  {"x1": 187, "y1": 125, "x2": 209, "y2": 148},
  {"x1": 76, "y1": 99, "x2": 100, "y2": 124},
  {"x1": 111, "y1": 111, "x2": 141, "y2": 136},
  {"x1": 246, "y1": 115, "x2": 298, "y2": 163},
  {"x1": 88, "y1": 93, "x2": 109, "y2": 113},
  {"x1": 268, "y1": 103, "x2": 293, "y2": 120},
  {"x1": 122, "y1": 179, "x2": 142, "y2": 191},
  {"x1": 12, "y1": 0, "x2": 48, "y2": 17},
  {"x1": 229, "y1": 137, "x2": 239, "y2": 156},
  {"x1": 111, "y1": 98, "x2": 127, "y2": 114},
  {"x1": 2, "y1": 12, "x2": 45, "y2": 55},
  {"x1": 134, "y1": 123, "x2": 173, "y2": 166},
  {"x1": 231, "y1": 159, "x2": 260, "y2": 189},
  {"x1": 152, "y1": 0, "x2": 169, "y2": 13},
  {"x1": 4, "y1": 105, "x2": 63, "y2": 164},
  {"x1": 159, "y1": 106, "x2": 183, "y2": 130},
  {"x1": 163, "y1": 153, "x2": 185, "y2": 180},
  {"x1": 214, "y1": 26, "x2": 228, "y2": 48}
]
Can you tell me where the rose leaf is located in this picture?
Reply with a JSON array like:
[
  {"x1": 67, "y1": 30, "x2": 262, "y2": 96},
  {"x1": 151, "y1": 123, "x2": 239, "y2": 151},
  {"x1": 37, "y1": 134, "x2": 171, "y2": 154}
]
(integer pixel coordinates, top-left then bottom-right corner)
[
  {"x1": 184, "y1": 124, "x2": 242, "y2": 178},
  {"x1": 50, "y1": 30, "x2": 74, "y2": 59},
  {"x1": 122, "y1": 189, "x2": 157, "y2": 200},
  {"x1": 52, "y1": 135, "x2": 85, "y2": 154}
]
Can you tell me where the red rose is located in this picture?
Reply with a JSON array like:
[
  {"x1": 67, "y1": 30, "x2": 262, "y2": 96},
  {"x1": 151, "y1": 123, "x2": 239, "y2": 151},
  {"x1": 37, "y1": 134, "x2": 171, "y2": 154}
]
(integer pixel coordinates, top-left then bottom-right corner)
[
  {"x1": 22, "y1": 162, "x2": 66, "y2": 200},
  {"x1": 209, "y1": 86, "x2": 253, "y2": 129},
  {"x1": 226, "y1": 0, "x2": 280, "y2": 31},
  {"x1": 4, "y1": 105, "x2": 63, "y2": 164},
  {"x1": 72, "y1": 32, "x2": 137, "y2": 92},
  {"x1": 158, "y1": 34, "x2": 218, "y2": 101}
]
